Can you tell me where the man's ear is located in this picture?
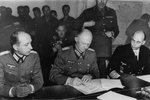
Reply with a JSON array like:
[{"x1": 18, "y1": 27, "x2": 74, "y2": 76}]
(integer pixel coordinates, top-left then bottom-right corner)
[
  {"x1": 13, "y1": 44, "x2": 18, "y2": 51},
  {"x1": 75, "y1": 36, "x2": 78, "y2": 42},
  {"x1": 142, "y1": 40, "x2": 146, "y2": 45}
]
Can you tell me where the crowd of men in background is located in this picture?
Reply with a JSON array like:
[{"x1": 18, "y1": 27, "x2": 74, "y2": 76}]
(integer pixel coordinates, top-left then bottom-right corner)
[{"x1": 0, "y1": 5, "x2": 75, "y2": 86}]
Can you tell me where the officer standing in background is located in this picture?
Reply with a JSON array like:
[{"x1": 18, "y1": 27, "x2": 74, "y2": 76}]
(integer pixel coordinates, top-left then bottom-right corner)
[{"x1": 70, "y1": 0, "x2": 119, "y2": 78}]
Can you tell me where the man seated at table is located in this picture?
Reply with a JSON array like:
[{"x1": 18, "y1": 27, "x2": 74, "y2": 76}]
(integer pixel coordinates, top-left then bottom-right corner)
[
  {"x1": 0, "y1": 30, "x2": 44, "y2": 97},
  {"x1": 106, "y1": 30, "x2": 150, "y2": 79},
  {"x1": 50, "y1": 29, "x2": 100, "y2": 86}
]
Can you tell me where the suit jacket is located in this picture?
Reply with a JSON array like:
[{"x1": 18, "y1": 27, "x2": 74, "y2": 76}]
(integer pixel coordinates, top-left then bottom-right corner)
[
  {"x1": 106, "y1": 44, "x2": 150, "y2": 78},
  {"x1": 70, "y1": 6, "x2": 119, "y2": 57}
]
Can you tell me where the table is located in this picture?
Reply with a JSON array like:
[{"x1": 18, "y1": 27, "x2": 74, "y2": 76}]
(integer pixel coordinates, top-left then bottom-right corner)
[{"x1": 1, "y1": 75, "x2": 150, "y2": 100}]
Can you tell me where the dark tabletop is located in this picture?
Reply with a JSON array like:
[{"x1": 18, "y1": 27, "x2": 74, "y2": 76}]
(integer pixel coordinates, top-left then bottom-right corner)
[{"x1": 1, "y1": 75, "x2": 150, "y2": 100}]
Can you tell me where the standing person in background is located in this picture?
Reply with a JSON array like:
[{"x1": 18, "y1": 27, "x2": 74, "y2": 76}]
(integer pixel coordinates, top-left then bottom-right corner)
[
  {"x1": 50, "y1": 29, "x2": 100, "y2": 85},
  {"x1": 70, "y1": 0, "x2": 119, "y2": 78},
  {"x1": 32, "y1": 7, "x2": 41, "y2": 54},
  {"x1": 37, "y1": 5, "x2": 58, "y2": 86},
  {"x1": 0, "y1": 30, "x2": 43, "y2": 98},
  {"x1": 59, "y1": 4, "x2": 75, "y2": 37},
  {"x1": 59, "y1": 5, "x2": 75, "y2": 27},
  {"x1": 125, "y1": 13, "x2": 150, "y2": 48},
  {"x1": 50, "y1": 10, "x2": 58, "y2": 19}
]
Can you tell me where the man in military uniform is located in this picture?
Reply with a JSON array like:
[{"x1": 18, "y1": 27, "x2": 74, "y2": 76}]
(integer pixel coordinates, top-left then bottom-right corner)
[
  {"x1": 70, "y1": 0, "x2": 119, "y2": 78},
  {"x1": 50, "y1": 29, "x2": 100, "y2": 85},
  {"x1": 0, "y1": 30, "x2": 43, "y2": 97},
  {"x1": 106, "y1": 31, "x2": 150, "y2": 79}
]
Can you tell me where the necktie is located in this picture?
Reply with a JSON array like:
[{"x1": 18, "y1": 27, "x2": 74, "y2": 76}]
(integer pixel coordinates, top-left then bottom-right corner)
[{"x1": 134, "y1": 51, "x2": 138, "y2": 60}]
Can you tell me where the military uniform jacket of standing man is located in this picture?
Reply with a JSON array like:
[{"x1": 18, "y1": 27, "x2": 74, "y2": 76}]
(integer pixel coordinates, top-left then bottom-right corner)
[
  {"x1": 70, "y1": 0, "x2": 119, "y2": 78},
  {"x1": 70, "y1": 3, "x2": 119, "y2": 57}
]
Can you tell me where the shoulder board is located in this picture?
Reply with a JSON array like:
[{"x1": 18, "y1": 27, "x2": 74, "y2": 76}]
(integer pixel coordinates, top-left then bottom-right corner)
[
  {"x1": 62, "y1": 47, "x2": 70, "y2": 51},
  {"x1": 88, "y1": 48, "x2": 95, "y2": 52},
  {"x1": 30, "y1": 50, "x2": 37, "y2": 54},
  {"x1": 0, "y1": 51, "x2": 10, "y2": 56}
]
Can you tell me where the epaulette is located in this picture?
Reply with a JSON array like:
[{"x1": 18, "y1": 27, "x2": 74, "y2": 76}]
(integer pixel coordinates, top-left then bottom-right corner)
[
  {"x1": 88, "y1": 48, "x2": 95, "y2": 52},
  {"x1": 30, "y1": 50, "x2": 37, "y2": 54},
  {"x1": 0, "y1": 51, "x2": 10, "y2": 56},
  {"x1": 62, "y1": 47, "x2": 70, "y2": 51}
]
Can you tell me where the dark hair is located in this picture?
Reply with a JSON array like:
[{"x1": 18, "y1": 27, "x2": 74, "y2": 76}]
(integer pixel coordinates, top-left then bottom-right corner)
[
  {"x1": 17, "y1": 6, "x2": 24, "y2": 11},
  {"x1": 57, "y1": 23, "x2": 67, "y2": 29},
  {"x1": 62, "y1": 4, "x2": 70, "y2": 10},
  {"x1": 50, "y1": 10, "x2": 57, "y2": 15},
  {"x1": 42, "y1": 5, "x2": 50, "y2": 12},
  {"x1": 33, "y1": 7, "x2": 41, "y2": 13},
  {"x1": 10, "y1": 30, "x2": 28, "y2": 47}
]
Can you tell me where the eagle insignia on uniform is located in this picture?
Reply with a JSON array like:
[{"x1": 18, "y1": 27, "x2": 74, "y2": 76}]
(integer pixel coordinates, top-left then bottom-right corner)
[{"x1": 6, "y1": 64, "x2": 16, "y2": 69}]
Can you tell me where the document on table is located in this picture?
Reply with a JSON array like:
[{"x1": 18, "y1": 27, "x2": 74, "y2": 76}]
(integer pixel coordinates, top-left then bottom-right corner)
[
  {"x1": 100, "y1": 79, "x2": 124, "y2": 90},
  {"x1": 137, "y1": 75, "x2": 150, "y2": 83},
  {"x1": 97, "y1": 91, "x2": 136, "y2": 100},
  {"x1": 69, "y1": 79, "x2": 124, "y2": 95},
  {"x1": 69, "y1": 79, "x2": 106, "y2": 94}
]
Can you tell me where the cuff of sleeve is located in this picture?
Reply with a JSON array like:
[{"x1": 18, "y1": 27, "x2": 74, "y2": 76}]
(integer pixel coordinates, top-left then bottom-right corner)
[
  {"x1": 65, "y1": 77, "x2": 72, "y2": 85},
  {"x1": 29, "y1": 84, "x2": 35, "y2": 93},
  {"x1": 9, "y1": 87, "x2": 14, "y2": 97},
  {"x1": 109, "y1": 70, "x2": 120, "y2": 78}
]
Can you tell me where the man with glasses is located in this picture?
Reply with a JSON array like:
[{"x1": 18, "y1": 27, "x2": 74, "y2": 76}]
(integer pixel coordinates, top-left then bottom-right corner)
[
  {"x1": 50, "y1": 29, "x2": 100, "y2": 85},
  {"x1": 106, "y1": 30, "x2": 150, "y2": 79}
]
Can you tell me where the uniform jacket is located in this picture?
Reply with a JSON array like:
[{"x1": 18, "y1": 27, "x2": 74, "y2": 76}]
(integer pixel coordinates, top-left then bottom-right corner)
[
  {"x1": 0, "y1": 50, "x2": 44, "y2": 97},
  {"x1": 59, "y1": 16, "x2": 75, "y2": 27},
  {"x1": 70, "y1": 6, "x2": 119, "y2": 57},
  {"x1": 125, "y1": 19, "x2": 150, "y2": 48},
  {"x1": 50, "y1": 45, "x2": 100, "y2": 85},
  {"x1": 106, "y1": 44, "x2": 150, "y2": 78}
]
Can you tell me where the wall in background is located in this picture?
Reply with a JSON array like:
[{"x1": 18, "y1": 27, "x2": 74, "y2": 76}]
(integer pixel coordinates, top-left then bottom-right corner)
[{"x1": 0, "y1": 0, "x2": 150, "y2": 44}]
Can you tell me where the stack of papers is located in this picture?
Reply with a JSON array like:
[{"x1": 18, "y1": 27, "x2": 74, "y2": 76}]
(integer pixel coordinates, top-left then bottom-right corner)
[
  {"x1": 137, "y1": 75, "x2": 150, "y2": 83},
  {"x1": 101, "y1": 79, "x2": 124, "y2": 90},
  {"x1": 97, "y1": 91, "x2": 136, "y2": 100},
  {"x1": 69, "y1": 79, "x2": 105, "y2": 94},
  {"x1": 69, "y1": 79, "x2": 124, "y2": 94}
]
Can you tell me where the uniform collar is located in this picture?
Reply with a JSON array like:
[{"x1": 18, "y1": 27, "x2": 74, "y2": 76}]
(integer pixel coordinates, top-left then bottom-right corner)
[
  {"x1": 74, "y1": 44, "x2": 86, "y2": 59},
  {"x1": 13, "y1": 52, "x2": 26, "y2": 63}
]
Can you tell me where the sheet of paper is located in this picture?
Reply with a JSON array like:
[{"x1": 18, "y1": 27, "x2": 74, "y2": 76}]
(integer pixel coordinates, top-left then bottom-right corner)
[
  {"x1": 69, "y1": 79, "x2": 107, "y2": 94},
  {"x1": 100, "y1": 79, "x2": 124, "y2": 90},
  {"x1": 137, "y1": 75, "x2": 150, "y2": 83},
  {"x1": 97, "y1": 91, "x2": 136, "y2": 100}
]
